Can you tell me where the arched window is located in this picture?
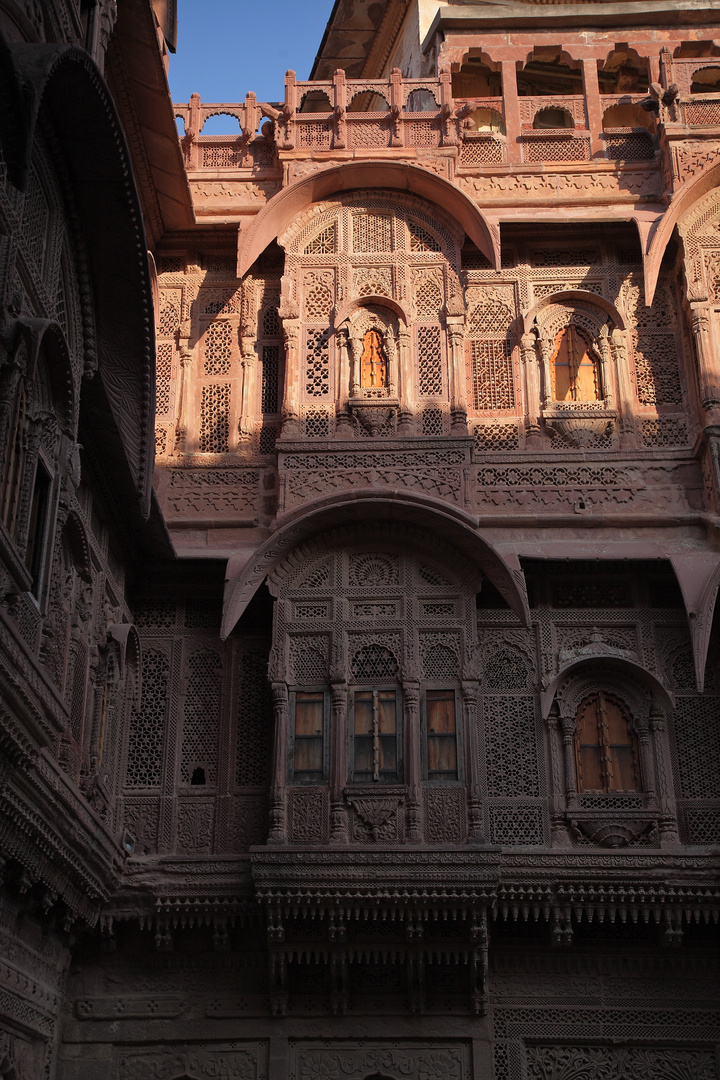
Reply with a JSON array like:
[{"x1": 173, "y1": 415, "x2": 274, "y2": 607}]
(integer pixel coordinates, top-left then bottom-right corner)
[
  {"x1": 551, "y1": 326, "x2": 602, "y2": 402},
  {"x1": 360, "y1": 329, "x2": 388, "y2": 389},
  {"x1": 574, "y1": 692, "x2": 640, "y2": 792}
]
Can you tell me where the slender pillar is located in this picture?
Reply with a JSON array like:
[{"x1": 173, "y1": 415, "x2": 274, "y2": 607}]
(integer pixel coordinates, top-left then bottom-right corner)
[
  {"x1": 560, "y1": 715, "x2": 577, "y2": 810},
  {"x1": 238, "y1": 336, "x2": 257, "y2": 442},
  {"x1": 403, "y1": 683, "x2": 422, "y2": 843},
  {"x1": 329, "y1": 684, "x2": 348, "y2": 843},
  {"x1": 280, "y1": 319, "x2": 301, "y2": 437},
  {"x1": 461, "y1": 681, "x2": 484, "y2": 843},
  {"x1": 447, "y1": 320, "x2": 468, "y2": 432},
  {"x1": 520, "y1": 331, "x2": 541, "y2": 445},
  {"x1": 268, "y1": 683, "x2": 289, "y2": 844},
  {"x1": 397, "y1": 327, "x2": 413, "y2": 432}
]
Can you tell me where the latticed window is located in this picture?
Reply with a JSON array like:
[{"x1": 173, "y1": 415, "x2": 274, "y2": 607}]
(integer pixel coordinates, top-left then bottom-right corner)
[
  {"x1": 471, "y1": 340, "x2": 514, "y2": 410},
  {"x1": 291, "y1": 690, "x2": 328, "y2": 782},
  {"x1": 353, "y1": 212, "x2": 393, "y2": 253},
  {"x1": 424, "y1": 689, "x2": 458, "y2": 782},
  {"x1": 305, "y1": 328, "x2": 331, "y2": 397},
  {"x1": 125, "y1": 649, "x2": 169, "y2": 789},
  {"x1": 417, "y1": 326, "x2": 443, "y2": 396},
  {"x1": 199, "y1": 383, "x2": 231, "y2": 452},
  {"x1": 574, "y1": 692, "x2": 640, "y2": 792},
  {"x1": 352, "y1": 689, "x2": 402, "y2": 783},
  {"x1": 551, "y1": 326, "x2": 602, "y2": 402}
]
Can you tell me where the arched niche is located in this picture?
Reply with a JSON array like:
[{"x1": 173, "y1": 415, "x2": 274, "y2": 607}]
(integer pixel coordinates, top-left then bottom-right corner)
[
  {"x1": 533, "y1": 106, "x2": 573, "y2": 130},
  {"x1": 543, "y1": 655, "x2": 676, "y2": 848},
  {"x1": 597, "y1": 46, "x2": 649, "y2": 93},
  {"x1": 522, "y1": 292, "x2": 626, "y2": 446}
]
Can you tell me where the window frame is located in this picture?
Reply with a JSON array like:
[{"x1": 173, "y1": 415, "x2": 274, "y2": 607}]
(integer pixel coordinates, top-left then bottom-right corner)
[
  {"x1": 573, "y1": 690, "x2": 641, "y2": 794},
  {"x1": 289, "y1": 687, "x2": 330, "y2": 784},
  {"x1": 348, "y1": 686, "x2": 403, "y2": 785},
  {"x1": 421, "y1": 686, "x2": 463, "y2": 784}
]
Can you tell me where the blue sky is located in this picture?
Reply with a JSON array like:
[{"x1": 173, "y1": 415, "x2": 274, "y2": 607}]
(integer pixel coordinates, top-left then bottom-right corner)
[{"x1": 168, "y1": 0, "x2": 336, "y2": 110}]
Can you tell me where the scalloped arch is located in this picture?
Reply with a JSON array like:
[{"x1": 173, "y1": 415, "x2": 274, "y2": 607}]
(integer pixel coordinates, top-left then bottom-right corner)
[
  {"x1": 541, "y1": 656, "x2": 673, "y2": 720},
  {"x1": 237, "y1": 163, "x2": 499, "y2": 276}
]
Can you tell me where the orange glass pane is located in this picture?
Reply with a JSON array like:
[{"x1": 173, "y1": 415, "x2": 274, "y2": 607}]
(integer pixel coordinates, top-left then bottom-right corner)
[
  {"x1": 360, "y1": 329, "x2": 387, "y2": 388},
  {"x1": 552, "y1": 327, "x2": 601, "y2": 402}
]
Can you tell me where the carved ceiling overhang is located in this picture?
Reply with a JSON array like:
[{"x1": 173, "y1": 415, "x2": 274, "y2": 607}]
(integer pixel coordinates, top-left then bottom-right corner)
[
  {"x1": 221, "y1": 491, "x2": 531, "y2": 638},
  {"x1": 1, "y1": 38, "x2": 156, "y2": 518},
  {"x1": 646, "y1": 159, "x2": 720, "y2": 306},
  {"x1": 237, "y1": 162, "x2": 499, "y2": 277}
]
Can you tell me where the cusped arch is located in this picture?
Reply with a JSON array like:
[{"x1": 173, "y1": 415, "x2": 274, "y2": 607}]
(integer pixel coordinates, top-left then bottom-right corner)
[
  {"x1": 223, "y1": 493, "x2": 530, "y2": 638},
  {"x1": 237, "y1": 162, "x2": 499, "y2": 277},
  {"x1": 523, "y1": 291, "x2": 626, "y2": 335},
  {"x1": 6, "y1": 41, "x2": 157, "y2": 517},
  {"x1": 541, "y1": 655, "x2": 673, "y2": 720}
]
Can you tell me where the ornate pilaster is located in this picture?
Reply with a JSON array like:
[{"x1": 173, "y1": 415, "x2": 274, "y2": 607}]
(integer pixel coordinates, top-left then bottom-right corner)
[
  {"x1": 650, "y1": 706, "x2": 680, "y2": 846},
  {"x1": 610, "y1": 328, "x2": 635, "y2": 447},
  {"x1": 173, "y1": 335, "x2": 192, "y2": 454}
]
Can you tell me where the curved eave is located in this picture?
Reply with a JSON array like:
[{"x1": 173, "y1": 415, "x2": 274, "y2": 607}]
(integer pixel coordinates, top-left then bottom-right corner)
[
  {"x1": 222, "y1": 490, "x2": 530, "y2": 639},
  {"x1": 237, "y1": 161, "x2": 499, "y2": 277},
  {"x1": 6, "y1": 41, "x2": 156, "y2": 519}
]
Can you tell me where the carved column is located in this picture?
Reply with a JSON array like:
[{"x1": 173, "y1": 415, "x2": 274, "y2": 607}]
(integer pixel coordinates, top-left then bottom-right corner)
[
  {"x1": 546, "y1": 714, "x2": 572, "y2": 845},
  {"x1": 439, "y1": 70, "x2": 459, "y2": 146},
  {"x1": 634, "y1": 715, "x2": 656, "y2": 805},
  {"x1": 238, "y1": 337, "x2": 257, "y2": 442},
  {"x1": 520, "y1": 331, "x2": 541, "y2": 445},
  {"x1": 282, "y1": 70, "x2": 297, "y2": 150},
  {"x1": 332, "y1": 69, "x2": 347, "y2": 149},
  {"x1": 396, "y1": 327, "x2": 413, "y2": 432},
  {"x1": 268, "y1": 683, "x2": 289, "y2": 844},
  {"x1": 649, "y1": 705, "x2": 679, "y2": 845},
  {"x1": 335, "y1": 327, "x2": 351, "y2": 433},
  {"x1": 446, "y1": 319, "x2": 468, "y2": 432},
  {"x1": 690, "y1": 304, "x2": 720, "y2": 423},
  {"x1": 537, "y1": 333, "x2": 553, "y2": 410},
  {"x1": 560, "y1": 715, "x2": 577, "y2": 810},
  {"x1": 403, "y1": 683, "x2": 422, "y2": 843},
  {"x1": 461, "y1": 681, "x2": 485, "y2": 843},
  {"x1": 595, "y1": 324, "x2": 613, "y2": 408},
  {"x1": 385, "y1": 325, "x2": 398, "y2": 398},
  {"x1": 280, "y1": 319, "x2": 301, "y2": 437},
  {"x1": 173, "y1": 340, "x2": 192, "y2": 454},
  {"x1": 329, "y1": 684, "x2": 348, "y2": 843},
  {"x1": 15, "y1": 416, "x2": 42, "y2": 555},
  {"x1": 610, "y1": 329, "x2": 635, "y2": 447},
  {"x1": 348, "y1": 332, "x2": 361, "y2": 396}
]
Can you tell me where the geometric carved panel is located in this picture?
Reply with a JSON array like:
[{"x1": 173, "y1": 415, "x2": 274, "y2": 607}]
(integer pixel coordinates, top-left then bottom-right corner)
[
  {"x1": 294, "y1": 1042, "x2": 471, "y2": 1080},
  {"x1": 118, "y1": 1043, "x2": 267, "y2": 1080}
]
